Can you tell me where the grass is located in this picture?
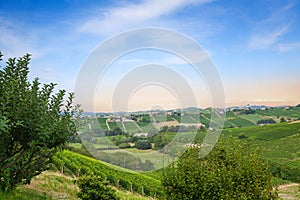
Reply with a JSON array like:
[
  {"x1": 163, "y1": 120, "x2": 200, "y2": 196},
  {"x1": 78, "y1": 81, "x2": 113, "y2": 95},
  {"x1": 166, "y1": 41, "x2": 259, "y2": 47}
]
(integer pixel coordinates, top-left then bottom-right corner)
[
  {"x1": 98, "y1": 117, "x2": 108, "y2": 130},
  {"x1": 238, "y1": 113, "x2": 266, "y2": 124},
  {"x1": 68, "y1": 143, "x2": 82, "y2": 149},
  {"x1": 108, "y1": 121, "x2": 119, "y2": 130},
  {"x1": 123, "y1": 122, "x2": 141, "y2": 133},
  {"x1": 222, "y1": 122, "x2": 300, "y2": 141},
  {"x1": 0, "y1": 170, "x2": 154, "y2": 200},
  {"x1": 0, "y1": 171, "x2": 79, "y2": 200},
  {"x1": 278, "y1": 183, "x2": 300, "y2": 200},
  {"x1": 152, "y1": 114, "x2": 174, "y2": 123},
  {"x1": 137, "y1": 122, "x2": 157, "y2": 133},
  {"x1": 116, "y1": 121, "x2": 125, "y2": 131},
  {"x1": 256, "y1": 107, "x2": 300, "y2": 118},
  {"x1": 227, "y1": 117, "x2": 255, "y2": 127}
]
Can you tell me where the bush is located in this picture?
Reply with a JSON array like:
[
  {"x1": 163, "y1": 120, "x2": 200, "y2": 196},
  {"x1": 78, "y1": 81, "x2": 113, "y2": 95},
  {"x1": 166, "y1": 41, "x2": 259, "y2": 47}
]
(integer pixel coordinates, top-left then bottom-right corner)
[
  {"x1": 162, "y1": 137, "x2": 278, "y2": 199},
  {"x1": 76, "y1": 175, "x2": 119, "y2": 200},
  {"x1": 257, "y1": 118, "x2": 276, "y2": 125},
  {"x1": 136, "y1": 140, "x2": 151, "y2": 150}
]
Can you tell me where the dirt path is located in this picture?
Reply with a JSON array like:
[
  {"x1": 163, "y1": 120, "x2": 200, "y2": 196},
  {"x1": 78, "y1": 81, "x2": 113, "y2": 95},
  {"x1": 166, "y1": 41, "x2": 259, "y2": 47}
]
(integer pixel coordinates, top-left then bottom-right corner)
[
  {"x1": 105, "y1": 119, "x2": 111, "y2": 130},
  {"x1": 134, "y1": 121, "x2": 143, "y2": 132},
  {"x1": 279, "y1": 183, "x2": 299, "y2": 190}
]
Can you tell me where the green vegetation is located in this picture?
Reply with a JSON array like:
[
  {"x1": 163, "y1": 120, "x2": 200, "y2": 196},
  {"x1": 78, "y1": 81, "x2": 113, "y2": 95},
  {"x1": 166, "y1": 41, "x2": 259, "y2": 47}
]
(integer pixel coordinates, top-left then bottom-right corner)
[
  {"x1": 257, "y1": 118, "x2": 276, "y2": 125},
  {"x1": 123, "y1": 121, "x2": 140, "y2": 133},
  {"x1": 77, "y1": 175, "x2": 119, "y2": 200},
  {"x1": 256, "y1": 107, "x2": 300, "y2": 118},
  {"x1": 0, "y1": 53, "x2": 78, "y2": 191},
  {"x1": 227, "y1": 117, "x2": 255, "y2": 127},
  {"x1": 98, "y1": 117, "x2": 109, "y2": 130},
  {"x1": 52, "y1": 150, "x2": 162, "y2": 198},
  {"x1": 152, "y1": 113, "x2": 174, "y2": 123},
  {"x1": 108, "y1": 121, "x2": 119, "y2": 130},
  {"x1": 223, "y1": 122, "x2": 300, "y2": 182},
  {"x1": 135, "y1": 140, "x2": 151, "y2": 150},
  {"x1": 222, "y1": 122, "x2": 300, "y2": 141},
  {"x1": 162, "y1": 137, "x2": 278, "y2": 199}
]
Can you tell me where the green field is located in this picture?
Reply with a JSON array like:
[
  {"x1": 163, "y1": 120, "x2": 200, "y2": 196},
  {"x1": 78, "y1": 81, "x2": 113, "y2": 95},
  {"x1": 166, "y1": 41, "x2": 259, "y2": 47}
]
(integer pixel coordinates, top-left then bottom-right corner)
[
  {"x1": 152, "y1": 113, "x2": 174, "y2": 123},
  {"x1": 98, "y1": 117, "x2": 108, "y2": 130},
  {"x1": 137, "y1": 121, "x2": 157, "y2": 133},
  {"x1": 108, "y1": 121, "x2": 119, "y2": 130},
  {"x1": 123, "y1": 121, "x2": 141, "y2": 133},
  {"x1": 256, "y1": 107, "x2": 300, "y2": 118},
  {"x1": 227, "y1": 116, "x2": 255, "y2": 127}
]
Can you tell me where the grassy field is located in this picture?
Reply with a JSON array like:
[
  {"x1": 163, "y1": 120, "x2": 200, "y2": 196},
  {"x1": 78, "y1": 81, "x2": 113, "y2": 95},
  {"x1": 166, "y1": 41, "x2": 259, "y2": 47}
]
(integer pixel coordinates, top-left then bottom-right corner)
[
  {"x1": 256, "y1": 107, "x2": 300, "y2": 118},
  {"x1": 137, "y1": 121, "x2": 157, "y2": 133},
  {"x1": 227, "y1": 116, "x2": 255, "y2": 127},
  {"x1": 152, "y1": 113, "x2": 174, "y2": 123},
  {"x1": 123, "y1": 121, "x2": 141, "y2": 133},
  {"x1": 222, "y1": 122, "x2": 300, "y2": 141},
  {"x1": 108, "y1": 121, "x2": 119, "y2": 130},
  {"x1": 97, "y1": 117, "x2": 108, "y2": 130}
]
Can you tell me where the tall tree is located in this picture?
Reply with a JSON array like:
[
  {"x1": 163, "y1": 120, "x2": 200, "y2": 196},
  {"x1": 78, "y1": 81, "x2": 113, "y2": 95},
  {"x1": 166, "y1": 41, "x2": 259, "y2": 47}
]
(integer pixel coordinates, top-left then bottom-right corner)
[{"x1": 0, "y1": 53, "x2": 78, "y2": 191}]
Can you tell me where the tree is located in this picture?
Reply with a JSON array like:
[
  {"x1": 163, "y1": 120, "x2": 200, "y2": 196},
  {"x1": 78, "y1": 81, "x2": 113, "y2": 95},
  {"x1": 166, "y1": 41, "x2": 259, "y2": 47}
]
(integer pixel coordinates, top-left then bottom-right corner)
[
  {"x1": 0, "y1": 53, "x2": 78, "y2": 191},
  {"x1": 162, "y1": 137, "x2": 278, "y2": 199},
  {"x1": 76, "y1": 175, "x2": 119, "y2": 200},
  {"x1": 280, "y1": 117, "x2": 287, "y2": 123},
  {"x1": 135, "y1": 139, "x2": 151, "y2": 150}
]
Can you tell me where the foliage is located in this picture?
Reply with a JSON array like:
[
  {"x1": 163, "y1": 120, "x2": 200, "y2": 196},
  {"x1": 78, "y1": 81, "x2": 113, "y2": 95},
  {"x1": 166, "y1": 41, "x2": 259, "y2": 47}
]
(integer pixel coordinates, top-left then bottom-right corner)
[
  {"x1": 136, "y1": 140, "x2": 151, "y2": 150},
  {"x1": 223, "y1": 122, "x2": 300, "y2": 182},
  {"x1": 222, "y1": 122, "x2": 300, "y2": 141},
  {"x1": 0, "y1": 53, "x2": 78, "y2": 191},
  {"x1": 257, "y1": 118, "x2": 276, "y2": 125},
  {"x1": 162, "y1": 137, "x2": 278, "y2": 200},
  {"x1": 76, "y1": 175, "x2": 119, "y2": 200},
  {"x1": 52, "y1": 150, "x2": 162, "y2": 197}
]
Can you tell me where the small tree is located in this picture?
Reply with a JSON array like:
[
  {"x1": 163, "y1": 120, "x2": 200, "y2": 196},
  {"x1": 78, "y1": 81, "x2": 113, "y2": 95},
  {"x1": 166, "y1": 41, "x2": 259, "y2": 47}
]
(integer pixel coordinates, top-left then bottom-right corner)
[
  {"x1": 76, "y1": 175, "x2": 119, "y2": 200},
  {"x1": 162, "y1": 137, "x2": 278, "y2": 199},
  {"x1": 0, "y1": 53, "x2": 78, "y2": 191},
  {"x1": 136, "y1": 139, "x2": 151, "y2": 150}
]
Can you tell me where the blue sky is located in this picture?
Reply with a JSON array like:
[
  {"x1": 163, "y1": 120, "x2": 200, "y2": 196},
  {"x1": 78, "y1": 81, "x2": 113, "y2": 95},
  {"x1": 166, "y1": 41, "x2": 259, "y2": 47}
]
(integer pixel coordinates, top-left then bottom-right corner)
[{"x1": 0, "y1": 0, "x2": 299, "y2": 111}]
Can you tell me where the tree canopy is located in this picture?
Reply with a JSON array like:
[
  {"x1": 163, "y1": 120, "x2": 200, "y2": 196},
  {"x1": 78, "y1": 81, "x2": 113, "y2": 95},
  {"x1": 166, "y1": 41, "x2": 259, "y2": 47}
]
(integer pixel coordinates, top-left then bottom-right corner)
[
  {"x1": 162, "y1": 136, "x2": 278, "y2": 199},
  {"x1": 0, "y1": 53, "x2": 78, "y2": 191}
]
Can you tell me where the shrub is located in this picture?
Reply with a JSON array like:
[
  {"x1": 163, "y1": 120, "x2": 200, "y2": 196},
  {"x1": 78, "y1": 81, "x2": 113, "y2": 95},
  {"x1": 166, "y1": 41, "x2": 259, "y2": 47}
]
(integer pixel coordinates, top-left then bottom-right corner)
[
  {"x1": 76, "y1": 175, "x2": 119, "y2": 200},
  {"x1": 136, "y1": 140, "x2": 151, "y2": 150}
]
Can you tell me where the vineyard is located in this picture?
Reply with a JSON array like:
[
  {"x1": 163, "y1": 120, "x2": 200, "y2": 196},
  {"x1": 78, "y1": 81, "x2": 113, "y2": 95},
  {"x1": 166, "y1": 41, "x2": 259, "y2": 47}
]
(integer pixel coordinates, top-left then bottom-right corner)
[
  {"x1": 52, "y1": 150, "x2": 162, "y2": 198},
  {"x1": 223, "y1": 122, "x2": 300, "y2": 182},
  {"x1": 123, "y1": 121, "x2": 141, "y2": 133}
]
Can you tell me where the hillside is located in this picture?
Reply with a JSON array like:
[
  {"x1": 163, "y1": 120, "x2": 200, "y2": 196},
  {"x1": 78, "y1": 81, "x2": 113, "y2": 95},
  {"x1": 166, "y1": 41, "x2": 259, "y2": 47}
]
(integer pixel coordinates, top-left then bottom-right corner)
[
  {"x1": 52, "y1": 150, "x2": 162, "y2": 198},
  {"x1": 223, "y1": 122, "x2": 300, "y2": 182}
]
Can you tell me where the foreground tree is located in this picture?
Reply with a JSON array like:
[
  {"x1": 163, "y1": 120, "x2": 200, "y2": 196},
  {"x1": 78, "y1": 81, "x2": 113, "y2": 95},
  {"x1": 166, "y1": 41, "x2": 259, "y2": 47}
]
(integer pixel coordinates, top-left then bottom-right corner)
[
  {"x1": 0, "y1": 53, "x2": 78, "y2": 191},
  {"x1": 162, "y1": 137, "x2": 278, "y2": 199}
]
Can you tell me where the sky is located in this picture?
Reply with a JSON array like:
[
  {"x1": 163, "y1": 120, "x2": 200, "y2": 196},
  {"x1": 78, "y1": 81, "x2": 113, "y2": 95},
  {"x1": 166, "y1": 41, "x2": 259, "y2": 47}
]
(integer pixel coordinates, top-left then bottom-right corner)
[{"x1": 0, "y1": 0, "x2": 299, "y2": 112}]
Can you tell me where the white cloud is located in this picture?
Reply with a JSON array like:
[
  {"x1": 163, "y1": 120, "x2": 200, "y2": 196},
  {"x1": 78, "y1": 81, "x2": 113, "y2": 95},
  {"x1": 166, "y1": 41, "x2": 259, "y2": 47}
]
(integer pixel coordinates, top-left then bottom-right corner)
[
  {"x1": 0, "y1": 17, "x2": 42, "y2": 59},
  {"x1": 275, "y1": 42, "x2": 300, "y2": 52},
  {"x1": 247, "y1": 1, "x2": 297, "y2": 51},
  {"x1": 78, "y1": 0, "x2": 212, "y2": 35},
  {"x1": 248, "y1": 24, "x2": 290, "y2": 49}
]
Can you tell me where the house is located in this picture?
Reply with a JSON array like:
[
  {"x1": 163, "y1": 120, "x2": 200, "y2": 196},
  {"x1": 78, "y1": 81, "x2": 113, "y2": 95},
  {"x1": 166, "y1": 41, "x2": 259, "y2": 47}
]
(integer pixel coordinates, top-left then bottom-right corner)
[{"x1": 133, "y1": 133, "x2": 148, "y2": 137}]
